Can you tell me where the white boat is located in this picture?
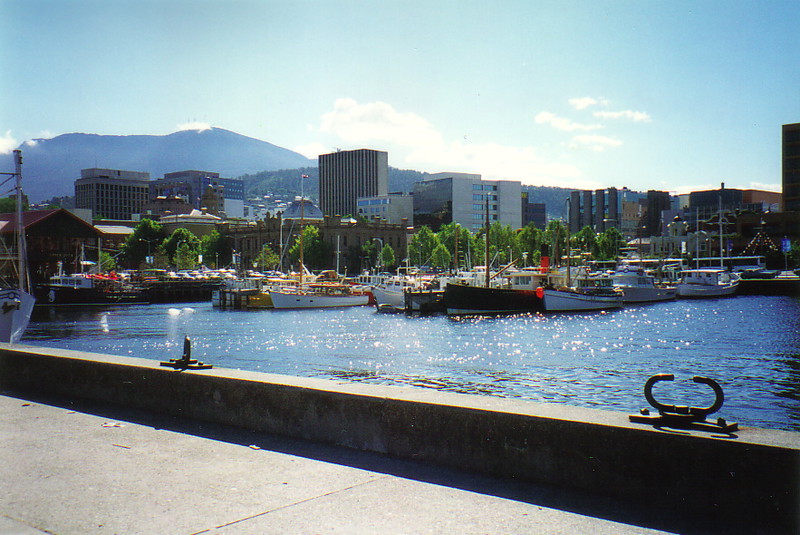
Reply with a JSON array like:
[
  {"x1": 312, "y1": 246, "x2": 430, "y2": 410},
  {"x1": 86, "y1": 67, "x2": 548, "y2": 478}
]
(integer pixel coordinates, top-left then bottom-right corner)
[
  {"x1": 541, "y1": 269, "x2": 624, "y2": 312},
  {"x1": 372, "y1": 274, "x2": 435, "y2": 312},
  {"x1": 676, "y1": 269, "x2": 739, "y2": 298},
  {"x1": 611, "y1": 266, "x2": 677, "y2": 303},
  {"x1": 0, "y1": 150, "x2": 35, "y2": 343},
  {"x1": 269, "y1": 283, "x2": 370, "y2": 309}
]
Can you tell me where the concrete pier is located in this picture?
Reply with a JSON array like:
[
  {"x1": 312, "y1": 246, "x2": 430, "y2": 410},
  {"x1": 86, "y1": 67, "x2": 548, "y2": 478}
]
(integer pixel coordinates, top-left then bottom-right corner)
[{"x1": 1, "y1": 344, "x2": 798, "y2": 533}]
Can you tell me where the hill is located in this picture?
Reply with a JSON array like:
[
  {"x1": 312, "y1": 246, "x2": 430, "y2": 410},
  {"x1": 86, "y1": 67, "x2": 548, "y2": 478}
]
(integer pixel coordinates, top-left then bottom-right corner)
[{"x1": 4, "y1": 128, "x2": 313, "y2": 202}]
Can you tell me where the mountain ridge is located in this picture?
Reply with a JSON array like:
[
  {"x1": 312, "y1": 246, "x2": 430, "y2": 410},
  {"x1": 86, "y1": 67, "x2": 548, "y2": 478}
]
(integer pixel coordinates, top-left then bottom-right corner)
[{"x1": 4, "y1": 128, "x2": 314, "y2": 202}]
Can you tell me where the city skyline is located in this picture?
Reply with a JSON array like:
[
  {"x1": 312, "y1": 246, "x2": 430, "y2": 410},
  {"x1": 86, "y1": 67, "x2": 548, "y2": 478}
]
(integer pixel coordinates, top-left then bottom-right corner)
[{"x1": 1, "y1": 1, "x2": 798, "y2": 195}]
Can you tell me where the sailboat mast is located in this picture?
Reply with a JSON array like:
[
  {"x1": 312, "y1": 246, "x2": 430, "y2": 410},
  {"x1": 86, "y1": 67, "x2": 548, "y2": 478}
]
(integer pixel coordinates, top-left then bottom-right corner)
[
  {"x1": 484, "y1": 196, "x2": 490, "y2": 288},
  {"x1": 13, "y1": 150, "x2": 28, "y2": 293},
  {"x1": 299, "y1": 175, "x2": 305, "y2": 286}
]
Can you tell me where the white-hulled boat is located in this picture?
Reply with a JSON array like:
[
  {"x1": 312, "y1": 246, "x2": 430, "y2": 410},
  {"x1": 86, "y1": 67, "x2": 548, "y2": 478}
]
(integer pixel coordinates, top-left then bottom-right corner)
[
  {"x1": 373, "y1": 273, "x2": 437, "y2": 312},
  {"x1": 269, "y1": 283, "x2": 370, "y2": 309},
  {"x1": 541, "y1": 268, "x2": 624, "y2": 312},
  {"x1": 0, "y1": 150, "x2": 35, "y2": 343},
  {"x1": 676, "y1": 269, "x2": 739, "y2": 298},
  {"x1": 611, "y1": 266, "x2": 677, "y2": 303}
]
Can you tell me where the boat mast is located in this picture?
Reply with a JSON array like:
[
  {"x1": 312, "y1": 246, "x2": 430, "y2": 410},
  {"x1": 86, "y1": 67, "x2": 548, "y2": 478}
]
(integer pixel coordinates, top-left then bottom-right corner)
[
  {"x1": 718, "y1": 190, "x2": 724, "y2": 270},
  {"x1": 299, "y1": 174, "x2": 305, "y2": 286},
  {"x1": 484, "y1": 195, "x2": 490, "y2": 288},
  {"x1": 13, "y1": 150, "x2": 29, "y2": 293}
]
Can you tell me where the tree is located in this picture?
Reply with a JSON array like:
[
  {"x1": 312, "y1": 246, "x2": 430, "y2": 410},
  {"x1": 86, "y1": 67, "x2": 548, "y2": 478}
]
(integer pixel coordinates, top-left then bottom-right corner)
[
  {"x1": 517, "y1": 223, "x2": 544, "y2": 267},
  {"x1": 545, "y1": 220, "x2": 567, "y2": 265},
  {"x1": 162, "y1": 228, "x2": 200, "y2": 265},
  {"x1": 574, "y1": 226, "x2": 597, "y2": 257},
  {"x1": 0, "y1": 196, "x2": 28, "y2": 213},
  {"x1": 174, "y1": 242, "x2": 199, "y2": 270},
  {"x1": 121, "y1": 219, "x2": 167, "y2": 268},
  {"x1": 408, "y1": 226, "x2": 440, "y2": 267},
  {"x1": 288, "y1": 225, "x2": 330, "y2": 270},
  {"x1": 430, "y1": 243, "x2": 451, "y2": 270},
  {"x1": 200, "y1": 229, "x2": 232, "y2": 268},
  {"x1": 380, "y1": 243, "x2": 396, "y2": 270},
  {"x1": 99, "y1": 251, "x2": 117, "y2": 272},
  {"x1": 255, "y1": 243, "x2": 281, "y2": 271}
]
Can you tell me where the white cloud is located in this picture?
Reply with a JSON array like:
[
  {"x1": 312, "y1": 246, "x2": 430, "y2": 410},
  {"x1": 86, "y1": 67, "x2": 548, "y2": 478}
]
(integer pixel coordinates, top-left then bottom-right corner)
[
  {"x1": 571, "y1": 135, "x2": 623, "y2": 152},
  {"x1": 0, "y1": 130, "x2": 18, "y2": 154},
  {"x1": 320, "y1": 98, "x2": 443, "y2": 147},
  {"x1": 292, "y1": 142, "x2": 328, "y2": 159},
  {"x1": 569, "y1": 97, "x2": 609, "y2": 110},
  {"x1": 534, "y1": 111, "x2": 603, "y2": 132},
  {"x1": 313, "y1": 98, "x2": 589, "y2": 187},
  {"x1": 176, "y1": 121, "x2": 213, "y2": 132},
  {"x1": 592, "y1": 110, "x2": 651, "y2": 122},
  {"x1": 748, "y1": 182, "x2": 781, "y2": 193}
]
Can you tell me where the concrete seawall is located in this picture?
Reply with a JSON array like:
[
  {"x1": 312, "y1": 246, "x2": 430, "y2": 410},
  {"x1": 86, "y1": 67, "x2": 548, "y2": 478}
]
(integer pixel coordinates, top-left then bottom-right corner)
[{"x1": 1, "y1": 344, "x2": 797, "y2": 532}]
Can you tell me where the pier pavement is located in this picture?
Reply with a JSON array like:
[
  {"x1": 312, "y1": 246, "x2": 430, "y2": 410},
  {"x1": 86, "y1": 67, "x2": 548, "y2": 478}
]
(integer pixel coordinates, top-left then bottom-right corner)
[{"x1": 2, "y1": 393, "x2": 680, "y2": 535}]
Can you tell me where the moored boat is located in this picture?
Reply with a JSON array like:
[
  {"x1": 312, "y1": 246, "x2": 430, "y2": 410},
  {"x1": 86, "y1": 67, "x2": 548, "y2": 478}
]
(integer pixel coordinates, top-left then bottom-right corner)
[
  {"x1": 676, "y1": 269, "x2": 739, "y2": 298},
  {"x1": 611, "y1": 266, "x2": 677, "y2": 303},
  {"x1": 541, "y1": 269, "x2": 624, "y2": 312},
  {"x1": 269, "y1": 283, "x2": 370, "y2": 309},
  {"x1": 444, "y1": 281, "x2": 544, "y2": 316},
  {"x1": 0, "y1": 149, "x2": 36, "y2": 341},
  {"x1": 34, "y1": 272, "x2": 148, "y2": 306}
]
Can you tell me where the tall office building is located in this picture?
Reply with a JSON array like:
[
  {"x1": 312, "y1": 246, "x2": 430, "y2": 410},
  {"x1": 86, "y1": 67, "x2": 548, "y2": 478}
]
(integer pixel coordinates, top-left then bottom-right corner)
[
  {"x1": 75, "y1": 168, "x2": 150, "y2": 220},
  {"x1": 319, "y1": 149, "x2": 388, "y2": 217},
  {"x1": 413, "y1": 173, "x2": 522, "y2": 231},
  {"x1": 783, "y1": 123, "x2": 800, "y2": 211},
  {"x1": 568, "y1": 188, "x2": 620, "y2": 234},
  {"x1": 646, "y1": 190, "x2": 671, "y2": 236}
]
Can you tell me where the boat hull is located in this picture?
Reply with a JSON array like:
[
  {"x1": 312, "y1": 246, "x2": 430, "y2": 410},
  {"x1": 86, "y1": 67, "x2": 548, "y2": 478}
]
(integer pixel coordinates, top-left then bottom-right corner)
[
  {"x1": 372, "y1": 286, "x2": 406, "y2": 312},
  {"x1": 269, "y1": 290, "x2": 369, "y2": 309},
  {"x1": 33, "y1": 285, "x2": 148, "y2": 306},
  {"x1": 676, "y1": 283, "x2": 738, "y2": 298},
  {"x1": 444, "y1": 283, "x2": 543, "y2": 316},
  {"x1": 543, "y1": 289, "x2": 623, "y2": 312},
  {"x1": 618, "y1": 286, "x2": 677, "y2": 303},
  {"x1": 0, "y1": 288, "x2": 35, "y2": 343}
]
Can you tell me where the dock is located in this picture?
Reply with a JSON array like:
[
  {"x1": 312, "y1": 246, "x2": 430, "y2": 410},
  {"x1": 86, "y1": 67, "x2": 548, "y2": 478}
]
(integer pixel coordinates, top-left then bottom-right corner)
[{"x1": 1, "y1": 344, "x2": 797, "y2": 534}]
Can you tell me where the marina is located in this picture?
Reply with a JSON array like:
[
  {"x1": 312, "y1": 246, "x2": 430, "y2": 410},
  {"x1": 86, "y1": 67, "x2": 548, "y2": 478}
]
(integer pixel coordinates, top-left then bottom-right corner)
[{"x1": 23, "y1": 293, "x2": 800, "y2": 432}]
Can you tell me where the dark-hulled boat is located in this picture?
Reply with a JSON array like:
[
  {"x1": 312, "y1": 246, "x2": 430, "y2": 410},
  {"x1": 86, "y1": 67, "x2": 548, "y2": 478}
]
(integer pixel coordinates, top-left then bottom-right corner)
[
  {"x1": 34, "y1": 273, "x2": 148, "y2": 306},
  {"x1": 444, "y1": 282, "x2": 544, "y2": 316}
]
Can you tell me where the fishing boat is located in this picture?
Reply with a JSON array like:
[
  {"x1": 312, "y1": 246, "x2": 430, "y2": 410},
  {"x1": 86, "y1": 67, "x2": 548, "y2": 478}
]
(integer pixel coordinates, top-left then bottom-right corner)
[
  {"x1": 0, "y1": 150, "x2": 35, "y2": 342},
  {"x1": 676, "y1": 269, "x2": 739, "y2": 298},
  {"x1": 444, "y1": 281, "x2": 544, "y2": 315},
  {"x1": 611, "y1": 265, "x2": 677, "y2": 303},
  {"x1": 503, "y1": 267, "x2": 623, "y2": 313}
]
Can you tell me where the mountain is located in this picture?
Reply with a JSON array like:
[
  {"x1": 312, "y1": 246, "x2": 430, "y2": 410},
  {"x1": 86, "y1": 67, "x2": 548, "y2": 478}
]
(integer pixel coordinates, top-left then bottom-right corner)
[{"x1": 4, "y1": 128, "x2": 313, "y2": 202}]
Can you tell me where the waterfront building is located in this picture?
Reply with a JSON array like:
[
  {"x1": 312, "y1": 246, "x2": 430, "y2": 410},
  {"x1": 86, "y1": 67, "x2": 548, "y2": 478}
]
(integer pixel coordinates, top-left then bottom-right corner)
[
  {"x1": 521, "y1": 191, "x2": 546, "y2": 229},
  {"x1": 150, "y1": 170, "x2": 245, "y2": 219},
  {"x1": 413, "y1": 172, "x2": 522, "y2": 232},
  {"x1": 646, "y1": 190, "x2": 671, "y2": 236},
  {"x1": 75, "y1": 168, "x2": 151, "y2": 221},
  {"x1": 784, "y1": 122, "x2": 800, "y2": 212},
  {"x1": 357, "y1": 193, "x2": 414, "y2": 225},
  {"x1": 221, "y1": 214, "x2": 412, "y2": 274},
  {"x1": 0, "y1": 209, "x2": 102, "y2": 282},
  {"x1": 568, "y1": 188, "x2": 621, "y2": 234},
  {"x1": 319, "y1": 149, "x2": 389, "y2": 218}
]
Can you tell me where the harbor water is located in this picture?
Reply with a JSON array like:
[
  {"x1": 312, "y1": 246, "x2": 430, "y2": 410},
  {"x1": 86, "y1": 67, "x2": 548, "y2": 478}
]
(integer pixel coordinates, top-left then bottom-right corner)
[{"x1": 23, "y1": 295, "x2": 800, "y2": 432}]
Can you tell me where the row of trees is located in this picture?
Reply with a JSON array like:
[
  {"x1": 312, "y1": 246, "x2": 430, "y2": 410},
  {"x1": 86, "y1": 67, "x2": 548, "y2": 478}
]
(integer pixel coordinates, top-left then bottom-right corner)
[
  {"x1": 115, "y1": 219, "x2": 234, "y2": 271},
  {"x1": 112, "y1": 218, "x2": 800, "y2": 274}
]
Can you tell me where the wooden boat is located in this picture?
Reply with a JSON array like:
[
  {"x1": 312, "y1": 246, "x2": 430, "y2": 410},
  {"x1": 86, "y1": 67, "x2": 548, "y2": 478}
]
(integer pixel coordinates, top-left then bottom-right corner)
[
  {"x1": 269, "y1": 283, "x2": 370, "y2": 309},
  {"x1": 676, "y1": 269, "x2": 739, "y2": 298}
]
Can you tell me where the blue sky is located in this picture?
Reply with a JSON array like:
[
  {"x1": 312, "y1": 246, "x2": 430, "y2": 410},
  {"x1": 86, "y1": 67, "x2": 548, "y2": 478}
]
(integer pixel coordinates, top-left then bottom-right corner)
[{"x1": 1, "y1": 0, "x2": 798, "y2": 193}]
